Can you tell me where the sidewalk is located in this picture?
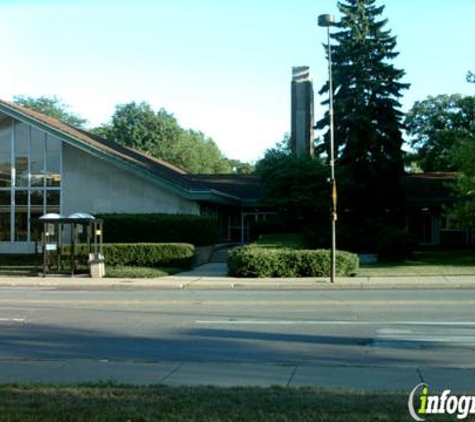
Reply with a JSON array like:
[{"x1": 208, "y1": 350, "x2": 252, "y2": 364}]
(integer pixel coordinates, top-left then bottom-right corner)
[
  {"x1": 0, "y1": 358, "x2": 473, "y2": 391},
  {"x1": 1, "y1": 263, "x2": 475, "y2": 289}
]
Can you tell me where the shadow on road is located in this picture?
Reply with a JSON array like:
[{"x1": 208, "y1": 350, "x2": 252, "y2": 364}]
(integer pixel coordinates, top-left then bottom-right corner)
[{"x1": 0, "y1": 322, "x2": 466, "y2": 368}]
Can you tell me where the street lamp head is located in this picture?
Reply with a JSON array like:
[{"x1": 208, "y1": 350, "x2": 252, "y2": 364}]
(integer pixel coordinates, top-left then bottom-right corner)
[{"x1": 318, "y1": 14, "x2": 336, "y2": 27}]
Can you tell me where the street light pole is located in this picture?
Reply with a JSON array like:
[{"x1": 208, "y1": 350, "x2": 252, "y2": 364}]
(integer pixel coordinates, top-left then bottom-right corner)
[{"x1": 318, "y1": 14, "x2": 337, "y2": 283}]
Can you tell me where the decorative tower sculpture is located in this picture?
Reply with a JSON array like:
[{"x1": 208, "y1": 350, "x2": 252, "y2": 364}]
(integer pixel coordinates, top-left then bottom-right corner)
[{"x1": 291, "y1": 66, "x2": 314, "y2": 157}]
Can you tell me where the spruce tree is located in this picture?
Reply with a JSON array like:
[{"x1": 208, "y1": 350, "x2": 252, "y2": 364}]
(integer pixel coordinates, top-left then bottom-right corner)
[{"x1": 316, "y1": 0, "x2": 409, "y2": 224}]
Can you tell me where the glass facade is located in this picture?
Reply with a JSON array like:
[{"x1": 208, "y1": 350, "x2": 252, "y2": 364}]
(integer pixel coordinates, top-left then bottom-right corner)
[{"x1": 0, "y1": 117, "x2": 62, "y2": 243}]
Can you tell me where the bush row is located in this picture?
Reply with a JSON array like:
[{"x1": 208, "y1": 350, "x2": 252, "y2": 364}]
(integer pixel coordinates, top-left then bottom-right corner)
[
  {"x1": 228, "y1": 245, "x2": 359, "y2": 278},
  {"x1": 65, "y1": 243, "x2": 195, "y2": 268},
  {"x1": 95, "y1": 213, "x2": 219, "y2": 247}
]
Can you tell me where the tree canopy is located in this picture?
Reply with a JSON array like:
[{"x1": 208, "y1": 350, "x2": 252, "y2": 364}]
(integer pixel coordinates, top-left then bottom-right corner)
[
  {"x1": 13, "y1": 95, "x2": 87, "y2": 128},
  {"x1": 315, "y1": 0, "x2": 409, "y2": 220},
  {"x1": 449, "y1": 140, "x2": 475, "y2": 228},
  {"x1": 405, "y1": 94, "x2": 475, "y2": 172},
  {"x1": 256, "y1": 145, "x2": 329, "y2": 233},
  {"x1": 14, "y1": 96, "x2": 250, "y2": 174},
  {"x1": 467, "y1": 69, "x2": 475, "y2": 84},
  {"x1": 94, "y1": 102, "x2": 233, "y2": 174}
]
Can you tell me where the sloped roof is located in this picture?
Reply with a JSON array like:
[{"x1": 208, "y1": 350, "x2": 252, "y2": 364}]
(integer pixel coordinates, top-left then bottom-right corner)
[
  {"x1": 187, "y1": 174, "x2": 263, "y2": 204},
  {"x1": 403, "y1": 172, "x2": 459, "y2": 206},
  {"x1": 0, "y1": 99, "x2": 262, "y2": 205}
]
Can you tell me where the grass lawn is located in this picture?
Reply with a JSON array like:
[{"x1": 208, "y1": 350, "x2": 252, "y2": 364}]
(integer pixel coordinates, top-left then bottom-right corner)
[
  {"x1": 358, "y1": 250, "x2": 475, "y2": 277},
  {"x1": 0, "y1": 384, "x2": 425, "y2": 422},
  {"x1": 255, "y1": 233, "x2": 306, "y2": 249}
]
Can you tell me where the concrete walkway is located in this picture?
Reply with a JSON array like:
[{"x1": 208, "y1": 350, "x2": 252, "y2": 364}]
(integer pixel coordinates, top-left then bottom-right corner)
[
  {"x1": 1, "y1": 263, "x2": 475, "y2": 289},
  {"x1": 0, "y1": 359, "x2": 473, "y2": 391}
]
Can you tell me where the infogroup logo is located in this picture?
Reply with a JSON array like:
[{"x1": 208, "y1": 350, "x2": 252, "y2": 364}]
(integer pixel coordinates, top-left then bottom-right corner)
[{"x1": 408, "y1": 383, "x2": 475, "y2": 421}]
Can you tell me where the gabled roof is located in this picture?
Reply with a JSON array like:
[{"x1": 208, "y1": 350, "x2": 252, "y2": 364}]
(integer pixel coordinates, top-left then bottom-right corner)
[{"x1": 0, "y1": 99, "x2": 262, "y2": 205}]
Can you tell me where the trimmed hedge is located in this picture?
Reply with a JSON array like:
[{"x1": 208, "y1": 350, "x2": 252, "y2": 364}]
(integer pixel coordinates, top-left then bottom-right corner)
[
  {"x1": 64, "y1": 243, "x2": 195, "y2": 268},
  {"x1": 95, "y1": 214, "x2": 219, "y2": 247},
  {"x1": 228, "y1": 245, "x2": 359, "y2": 278}
]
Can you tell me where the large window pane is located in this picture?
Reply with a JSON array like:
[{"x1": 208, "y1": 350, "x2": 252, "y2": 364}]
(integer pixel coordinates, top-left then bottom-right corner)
[
  {"x1": 46, "y1": 190, "x2": 60, "y2": 214},
  {"x1": 0, "y1": 119, "x2": 12, "y2": 188},
  {"x1": 15, "y1": 212, "x2": 28, "y2": 241},
  {"x1": 30, "y1": 189, "x2": 44, "y2": 208},
  {"x1": 14, "y1": 123, "x2": 29, "y2": 188},
  {"x1": 46, "y1": 135, "x2": 61, "y2": 187},
  {"x1": 0, "y1": 190, "x2": 10, "y2": 241},
  {"x1": 15, "y1": 156, "x2": 28, "y2": 187},
  {"x1": 30, "y1": 128, "x2": 45, "y2": 187},
  {"x1": 15, "y1": 190, "x2": 28, "y2": 241},
  {"x1": 30, "y1": 189, "x2": 44, "y2": 243},
  {"x1": 0, "y1": 153, "x2": 10, "y2": 187},
  {"x1": 46, "y1": 190, "x2": 60, "y2": 206}
]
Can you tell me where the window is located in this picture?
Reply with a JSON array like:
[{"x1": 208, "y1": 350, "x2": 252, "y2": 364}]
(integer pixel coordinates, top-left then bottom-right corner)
[
  {"x1": 0, "y1": 118, "x2": 12, "y2": 188},
  {"x1": 0, "y1": 190, "x2": 10, "y2": 241},
  {"x1": 30, "y1": 128, "x2": 45, "y2": 187},
  {"x1": 46, "y1": 136, "x2": 61, "y2": 187},
  {"x1": 14, "y1": 123, "x2": 29, "y2": 188},
  {"x1": 441, "y1": 216, "x2": 464, "y2": 231},
  {"x1": 15, "y1": 189, "x2": 28, "y2": 241},
  {"x1": 0, "y1": 117, "x2": 62, "y2": 243}
]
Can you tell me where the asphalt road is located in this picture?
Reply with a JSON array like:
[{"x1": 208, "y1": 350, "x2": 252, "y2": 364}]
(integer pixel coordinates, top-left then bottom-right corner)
[{"x1": 1, "y1": 288, "x2": 474, "y2": 369}]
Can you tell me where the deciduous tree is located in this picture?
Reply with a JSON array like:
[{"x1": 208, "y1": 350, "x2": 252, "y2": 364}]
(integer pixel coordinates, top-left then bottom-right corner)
[
  {"x1": 13, "y1": 95, "x2": 87, "y2": 128},
  {"x1": 94, "y1": 102, "x2": 233, "y2": 174},
  {"x1": 405, "y1": 94, "x2": 475, "y2": 172}
]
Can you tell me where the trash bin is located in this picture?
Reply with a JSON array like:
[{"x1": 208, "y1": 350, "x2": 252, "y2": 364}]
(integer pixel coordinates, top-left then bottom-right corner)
[{"x1": 89, "y1": 253, "x2": 105, "y2": 278}]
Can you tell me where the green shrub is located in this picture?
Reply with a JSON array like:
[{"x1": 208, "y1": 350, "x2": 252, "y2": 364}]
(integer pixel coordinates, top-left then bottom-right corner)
[
  {"x1": 228, "y1": 245, "x2": 359, "y2": 278},
  {"x1": 95, "y1": 214, "x2": 219, "y2": 246},
  {"x1": 64, "y1": 243, "x2": 195, "y2": 268}
]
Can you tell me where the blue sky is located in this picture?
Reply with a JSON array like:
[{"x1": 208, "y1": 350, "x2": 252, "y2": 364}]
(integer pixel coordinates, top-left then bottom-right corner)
[{"x1": 0, "y1": 0, "x2": 474, "y2": 162}]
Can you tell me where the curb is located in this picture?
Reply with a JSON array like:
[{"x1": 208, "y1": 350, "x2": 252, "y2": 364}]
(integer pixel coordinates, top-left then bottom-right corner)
[{"x1": 2, "y1": 276, "x2": 475, "y2": 290}]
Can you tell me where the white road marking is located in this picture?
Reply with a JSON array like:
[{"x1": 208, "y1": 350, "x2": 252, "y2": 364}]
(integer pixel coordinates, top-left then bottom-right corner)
[
  {"x1": 2, "y1": 299, "x2": 475, "y2": 306},
  {"x1": 195, "y1": 319, "x2": 475, "y2": 326},
  {"x1": 376, "y1": 327, "x2": 475, "y2": 345},
  {"x1": 0, "y1": 318, "x2": 25, "y2": 323},
  {"x1": 195, "y1": 319, "x2": 475, "y2": 346}
]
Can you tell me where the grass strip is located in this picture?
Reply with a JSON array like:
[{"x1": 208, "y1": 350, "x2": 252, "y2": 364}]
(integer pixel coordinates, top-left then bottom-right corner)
[
  {"x1": 105, "y1": 266, "x2": 182, "y2": 278},
  {"x1": 0, "y1": 384, "x2": 423, "y2": 422}
]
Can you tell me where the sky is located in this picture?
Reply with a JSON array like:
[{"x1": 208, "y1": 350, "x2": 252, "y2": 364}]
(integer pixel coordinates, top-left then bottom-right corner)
[{"x1": 0, "y1": 0, "x2": 474, "y2": 162}]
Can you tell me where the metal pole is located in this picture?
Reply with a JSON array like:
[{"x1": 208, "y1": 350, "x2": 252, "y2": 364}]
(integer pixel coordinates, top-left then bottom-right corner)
[
  {"x1": 325, "y1": 21, "x2": 337, "y2": 283},
  {"x1": 42, "y1": 225, "x2": 47, "y2": 277}
]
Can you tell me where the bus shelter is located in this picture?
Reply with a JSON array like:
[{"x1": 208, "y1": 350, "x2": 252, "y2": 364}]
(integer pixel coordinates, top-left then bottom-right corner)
[{"x1": 36, "y1": 213, "x2": 104, "y2": 277}]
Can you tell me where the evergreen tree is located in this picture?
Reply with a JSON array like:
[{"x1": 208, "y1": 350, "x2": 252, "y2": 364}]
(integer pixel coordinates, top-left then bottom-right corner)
[{"x1": 316, "y1": 0, "x2": 409, "y2": 222}]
